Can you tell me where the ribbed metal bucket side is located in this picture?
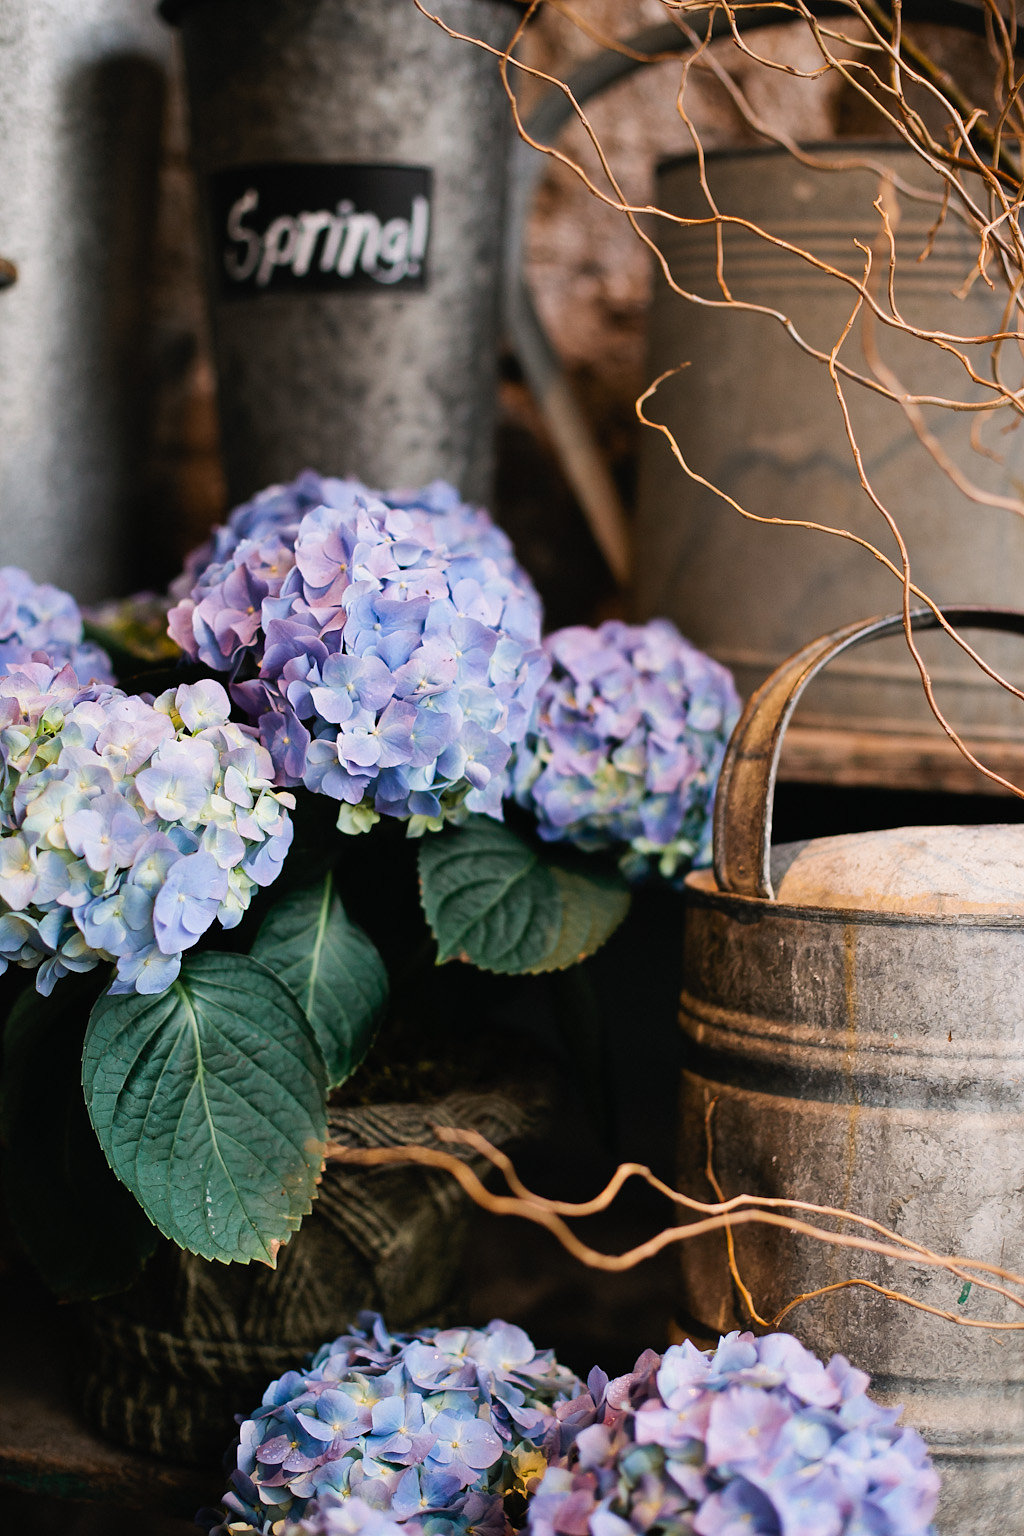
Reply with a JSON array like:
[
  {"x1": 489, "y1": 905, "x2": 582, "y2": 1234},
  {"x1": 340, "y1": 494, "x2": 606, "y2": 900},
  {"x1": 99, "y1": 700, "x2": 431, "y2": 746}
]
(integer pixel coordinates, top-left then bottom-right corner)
[
  {"x1": 678, "y1": 611, "x2": 1024, "y2": 1530},
  {"x1": 633, "y1": 143, "x2": 1024, "y2": 754},
  {"x1": 678, "y1": 878, "x2": 1024, "y2": 1531}
]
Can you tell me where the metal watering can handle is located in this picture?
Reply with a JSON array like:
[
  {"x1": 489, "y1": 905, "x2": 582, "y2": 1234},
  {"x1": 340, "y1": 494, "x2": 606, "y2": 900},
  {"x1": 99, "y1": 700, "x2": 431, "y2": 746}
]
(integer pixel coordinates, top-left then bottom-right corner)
[{"x1": 712, "y1": 606, "x2": 1024, "y2": 901}]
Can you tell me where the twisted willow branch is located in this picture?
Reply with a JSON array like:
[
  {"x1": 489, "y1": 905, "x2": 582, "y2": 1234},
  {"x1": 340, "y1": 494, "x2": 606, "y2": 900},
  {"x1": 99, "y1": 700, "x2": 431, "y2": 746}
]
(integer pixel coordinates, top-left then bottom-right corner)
[
  {"x1": 326, "y1": 1127, "x2": 1024, "y2": 1333},
  {"x1": 416, "y1": 0, "x2": 1024, "y2": 793}
]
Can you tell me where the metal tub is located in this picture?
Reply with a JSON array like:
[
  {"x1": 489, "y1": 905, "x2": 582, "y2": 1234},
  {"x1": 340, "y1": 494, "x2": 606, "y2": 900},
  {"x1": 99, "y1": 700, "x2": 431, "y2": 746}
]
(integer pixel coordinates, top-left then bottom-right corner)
[{"x1": 679, "y1": 608, "x2": 1024, "y2": 1531}]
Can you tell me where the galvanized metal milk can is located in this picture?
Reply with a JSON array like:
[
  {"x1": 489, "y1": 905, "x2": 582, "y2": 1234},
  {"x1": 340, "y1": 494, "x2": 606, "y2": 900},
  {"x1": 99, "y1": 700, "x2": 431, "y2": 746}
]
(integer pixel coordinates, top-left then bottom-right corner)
[
  {"x1": 679, "y1": 608, "x2": 1024, "y2": 1533},
  {"x1": 162, "y1": 0, "x2": 521, "y2": 506},
  {"x1": 633, "y1": 143, "x2": 1024, "y2": 790}
]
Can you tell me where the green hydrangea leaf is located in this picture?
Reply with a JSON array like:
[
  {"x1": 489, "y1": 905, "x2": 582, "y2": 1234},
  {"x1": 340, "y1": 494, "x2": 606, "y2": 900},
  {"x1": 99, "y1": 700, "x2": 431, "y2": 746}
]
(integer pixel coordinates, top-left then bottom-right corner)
[
  {"x1": 540, "y1": 859, "x2": 632, "y2": 973},
  {"x1": 418, "y1": 816, "x2": 560, "y2": 972},
  {"x1": 82, "y1": 953, "x2": 327, "y2": 1265},
  {"x1": 2, "y1": 975, "x2": 159, "y2": 1300},
  {"x1": 250, "y1": 875, "x2": 388, "y2": 1088},
  {"x1": 418, "y1": 816, "x2": 630, "y2": 973}
]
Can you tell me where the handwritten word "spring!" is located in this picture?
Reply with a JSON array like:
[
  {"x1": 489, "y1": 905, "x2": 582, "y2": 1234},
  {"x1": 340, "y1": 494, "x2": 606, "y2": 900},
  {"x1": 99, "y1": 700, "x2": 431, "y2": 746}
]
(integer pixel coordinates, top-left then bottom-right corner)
[{"x1": 223, "y1": 189, "x2": 431, "y2": 290}]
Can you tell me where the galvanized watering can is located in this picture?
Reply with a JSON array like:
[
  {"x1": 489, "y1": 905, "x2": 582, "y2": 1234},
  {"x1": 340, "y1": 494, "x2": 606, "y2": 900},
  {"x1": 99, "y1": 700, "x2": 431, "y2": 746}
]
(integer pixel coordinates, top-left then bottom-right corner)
[{"x1": 678, "y1": 607, "x2": 1024, "y2": 1532}]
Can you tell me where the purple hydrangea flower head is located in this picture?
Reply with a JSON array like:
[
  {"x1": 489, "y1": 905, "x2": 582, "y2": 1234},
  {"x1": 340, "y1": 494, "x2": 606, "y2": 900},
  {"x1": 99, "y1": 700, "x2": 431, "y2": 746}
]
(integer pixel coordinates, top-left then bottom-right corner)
[
  {"x1": 0, "y1": 566, "x2": 114, "y2": 683},
  {"x1": 212, "y1": 1313, "x2": 584, "y2": 1536},
  {"x1": 168, "y1": 473, "x2": 547, "y2": 832},
  {"x1": 511, "y1": 619, "x2": 740, "y2": 882},
  {"x1": 0, "y1": 666, "x2": 294, "y2": 995},
  {"x1": 526, "y1": 1333, "x2": 939, "y2": 1536}
]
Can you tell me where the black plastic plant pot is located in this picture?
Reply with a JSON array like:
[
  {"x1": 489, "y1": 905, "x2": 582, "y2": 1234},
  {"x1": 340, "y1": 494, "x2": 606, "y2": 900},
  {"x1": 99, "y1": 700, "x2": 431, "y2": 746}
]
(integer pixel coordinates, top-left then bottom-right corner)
[{"x1": 162, "y1": 0, "x2": 523, "y2": 506}]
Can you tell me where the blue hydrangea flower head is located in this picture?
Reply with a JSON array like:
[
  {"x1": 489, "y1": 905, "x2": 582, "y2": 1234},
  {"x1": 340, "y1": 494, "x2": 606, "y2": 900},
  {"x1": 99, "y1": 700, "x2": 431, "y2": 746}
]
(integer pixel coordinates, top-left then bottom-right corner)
[
  {"x1": 526, "y1": 1332, "x2": 940, "y2": 1536},
  {"x1": 0, "y1": 566, "x2": 114, "y2": 683},
  {"x1": 168, "y1": 473, "x2": 548, "y2": 833},
  {"x1": 207, "y1": 1312, "x2": 584, "y2": 1536},
  {"x1": 0, "y1": 665, "x2": 294, "y2": 994},
  {"x1": 511, "y1": 619, "x2": 740, "y2": 881}
]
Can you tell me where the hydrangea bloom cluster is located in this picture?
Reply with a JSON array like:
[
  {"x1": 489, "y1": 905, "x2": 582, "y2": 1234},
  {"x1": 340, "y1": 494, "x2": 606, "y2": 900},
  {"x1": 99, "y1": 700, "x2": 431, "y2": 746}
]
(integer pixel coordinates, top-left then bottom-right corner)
[
  {"x1": 170, "y1": 472, "x2": 533, "y2": 606},
  {"x1": 511, "y1": 619, "x2": 740, "y2": 880},
  {"x1": 285, "y1": 1494, "x2": 418, "y2": 1536},
  {"x1": 209, "y1": 1312, "x2": 583, "y2": 1536},
  {"x1": 527, "y1": 1331, "x2": 939, "y2": 1536},
  {"x1": 0, "y1": 566, "x2": 113, "y2": 683},
  {"x1": 168, "y1": 473, "x2": 548, "y2": 832},
  {"x1": 0, "y1": 665, "x2": 294, "y2": 995}
]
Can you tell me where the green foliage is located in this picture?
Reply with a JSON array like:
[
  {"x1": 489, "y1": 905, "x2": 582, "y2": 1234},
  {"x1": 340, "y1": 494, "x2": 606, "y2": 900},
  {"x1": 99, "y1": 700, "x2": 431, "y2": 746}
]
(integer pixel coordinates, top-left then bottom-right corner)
[
  {"x1": 251, "y1": 875, "x2": 388, "y2": 1088},
  {"x1": 418, "y1": 816, "x2": 630, "y2": 974},
  {"x1": 544, "y1": 862, "x2": 633, "y2": 970},
  {"x1": 2, "y1": 976, "x2": 159, "y2": 1299},
  {"x1": 82, "y1": 954, "x2": 327, "y2": 1265}
]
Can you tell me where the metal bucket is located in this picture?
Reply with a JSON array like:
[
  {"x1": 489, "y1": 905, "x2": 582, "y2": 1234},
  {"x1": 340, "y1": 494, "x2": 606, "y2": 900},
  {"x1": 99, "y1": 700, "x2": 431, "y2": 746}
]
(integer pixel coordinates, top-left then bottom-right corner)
[
  {"x1": 678, "y1": 607, "x2": 1024, "y2": 1532},
  {"x1": 0, "y1": 0, "x2": 169, "y2": 599},
  {"x1": 164, "y1": 0, "x2": 521, "y2": 506},
  {"x1": 634, "y1": 144, "x2": 1024, "y2": 789}
]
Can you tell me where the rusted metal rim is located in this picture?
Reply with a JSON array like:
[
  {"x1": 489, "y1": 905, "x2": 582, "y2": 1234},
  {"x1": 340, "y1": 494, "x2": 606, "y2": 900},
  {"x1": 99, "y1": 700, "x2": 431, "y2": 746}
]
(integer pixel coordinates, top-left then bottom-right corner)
[
  {"x1": 0, "y1": 257, "x2": 17, "y2": 290},
  {"x1": 712, "y1": 605, "x2": 1024, "y2": 902},
  {"x1": 684, "y1": 865, "x2": 1024, "y2": 930}
]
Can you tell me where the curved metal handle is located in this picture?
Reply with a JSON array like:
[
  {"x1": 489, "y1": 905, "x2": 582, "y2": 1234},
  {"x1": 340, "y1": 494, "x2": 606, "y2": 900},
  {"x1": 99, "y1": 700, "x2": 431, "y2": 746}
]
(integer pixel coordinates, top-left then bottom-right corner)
[
  {"x1": 713, "y1": 606, "x2": 1024, "y2": 901},
  {"x1": 0, "y1": 258, "x2": 17, "y2": 290}
]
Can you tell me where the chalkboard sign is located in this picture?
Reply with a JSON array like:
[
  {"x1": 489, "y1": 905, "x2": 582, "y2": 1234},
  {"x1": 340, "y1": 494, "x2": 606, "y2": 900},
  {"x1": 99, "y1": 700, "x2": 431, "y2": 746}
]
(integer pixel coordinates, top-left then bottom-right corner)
[{"x1": 210, "y1": 163, "x2": 432, "y2": 297}]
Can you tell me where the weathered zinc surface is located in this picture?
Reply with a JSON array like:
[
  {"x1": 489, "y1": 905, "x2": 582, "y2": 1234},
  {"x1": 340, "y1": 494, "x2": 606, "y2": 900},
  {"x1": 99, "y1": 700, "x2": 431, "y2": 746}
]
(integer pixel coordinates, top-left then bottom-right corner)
[
  {"x1": 634, "y1": 144, "x2": 1024, "y2": 754},
  {"x1": 680, "y1": 611, "x2": 1024, "y2": 1533},
  {"x1": 0, "y1": 0, "x2": 170, "y2": 599},
  {"x1": 172, "y1": 0, "x2": 518, "y2": 508}
]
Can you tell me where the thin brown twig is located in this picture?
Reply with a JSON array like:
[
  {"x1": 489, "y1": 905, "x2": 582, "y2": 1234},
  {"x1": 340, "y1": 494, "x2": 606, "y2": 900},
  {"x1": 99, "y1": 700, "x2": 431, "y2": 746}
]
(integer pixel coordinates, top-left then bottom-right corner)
[
  {"x1": 324, "y1": 1134, "x2": 1024, "y2": 1331},
  {"x1": 437, "y1": 1127, "x2": 1024, "y2": 1319},
  {"x1": 419, "y1": 0, "x2": 1024, "y2": 789},
  {"x1": 636, "y1": 371, "x2": 1024, "y2": 797},
  {"x1": 702, "y1": 1095, "x2": 769, "y2": 1326},
  {"x1": 417, "y1": 1, "x2": 1024, "y2": 404}
]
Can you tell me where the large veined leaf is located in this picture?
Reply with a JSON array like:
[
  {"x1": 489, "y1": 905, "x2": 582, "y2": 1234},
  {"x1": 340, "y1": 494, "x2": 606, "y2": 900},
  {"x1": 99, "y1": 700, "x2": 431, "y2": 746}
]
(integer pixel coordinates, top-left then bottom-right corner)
[
  {"x1": 83, "y1": 953, "x2": 327, "y2": 1265},
  {"x1": 2, "y1": 976, "x2": 159, "y2": 1300},
  {"x1": 546, "y1": 862, "x2": 632, "y2": 971},
  {"x1": 250, "y1": 875, "x2": 388, "y2": 1088},
  {"x1": 418, "y1": 816, "x2": 630, "y2": 974}
]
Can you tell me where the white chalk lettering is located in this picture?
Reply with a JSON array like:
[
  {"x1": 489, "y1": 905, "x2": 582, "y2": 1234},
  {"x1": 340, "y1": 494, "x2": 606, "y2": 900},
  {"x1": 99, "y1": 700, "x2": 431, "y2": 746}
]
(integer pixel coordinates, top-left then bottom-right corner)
[
  {"x1": 376, "y1": 217, "x2": 412, "y2": 283},
  {"x1": 320, "y1": 201, "x2": 354, "y2": 271},
  {"x1": 255, "y1": 215, "x2": 301, "y2": 287},
  {"x1": 224, "y1": 189, "x2": 261, "y2": 281},
  {"x1": 292, "y1": 210, "x2": 342, "y2": 277},
  {"x1": 222, "y1": 184, "x2": 429, "y2": 288},
  {"x1": 337, "y1": 212, "x2": 381, "y2": 277},
  {"x1": 409, "y1": 195, "x2": 430, "y2": 274}
]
